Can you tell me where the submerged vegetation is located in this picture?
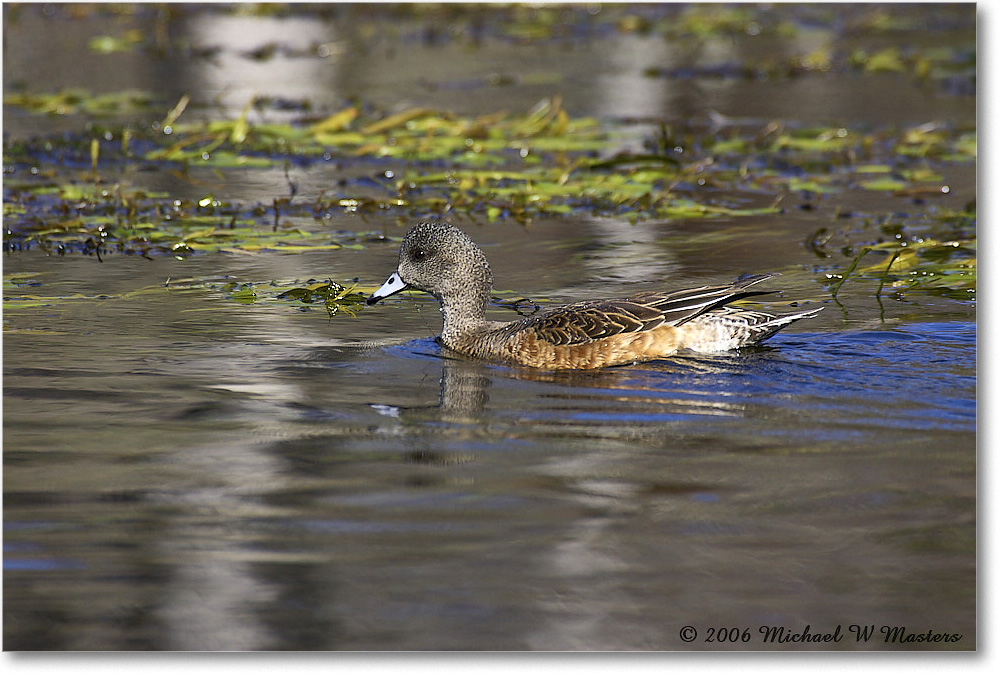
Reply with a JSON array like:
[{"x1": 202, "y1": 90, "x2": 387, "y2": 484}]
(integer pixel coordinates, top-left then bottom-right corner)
[{"x1": 3, "y1": 2, "x2": 976, "y2": 319}]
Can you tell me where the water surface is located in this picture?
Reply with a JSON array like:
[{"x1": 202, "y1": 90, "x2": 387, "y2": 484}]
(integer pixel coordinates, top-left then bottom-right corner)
[{"x1": 3, "y1": 234, "x2": 976, "y2": 650}]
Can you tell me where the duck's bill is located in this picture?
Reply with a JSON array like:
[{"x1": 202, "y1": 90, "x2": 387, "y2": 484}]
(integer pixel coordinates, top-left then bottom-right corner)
[{"x1": 367, "y1": 271, "x2": 409, "y2": 305}]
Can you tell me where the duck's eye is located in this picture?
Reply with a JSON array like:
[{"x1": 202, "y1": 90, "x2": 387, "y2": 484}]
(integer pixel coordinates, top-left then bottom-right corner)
[{"x1": 410, "y1": 248, "x2": 431, "y2": 262}]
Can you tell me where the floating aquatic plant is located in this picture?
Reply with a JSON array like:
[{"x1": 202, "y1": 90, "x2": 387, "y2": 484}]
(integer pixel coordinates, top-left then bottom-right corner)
[
  {"x1": 0, "y1": 182, "x2": 369, "y2": 259},
  {"x1": 817, "y1": 203, "x2": 976, "y2": 301},
  {"x1": 3, "y1": 88, "x2": 154, "y2": 116},
  {"x1": 275, "y1": 280, "x2": 369, "y2": 317},
  {"x1": 3, "y1": 94, "x2": 977, "y2": 301},
  {"x1": 211, "y1": 277, "x2": 371, "y2": 317}
]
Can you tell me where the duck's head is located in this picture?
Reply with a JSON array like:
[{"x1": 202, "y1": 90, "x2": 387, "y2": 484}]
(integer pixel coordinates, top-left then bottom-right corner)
[{"x1": 367, "y1": 222, "x2": 493, "y2": 306}]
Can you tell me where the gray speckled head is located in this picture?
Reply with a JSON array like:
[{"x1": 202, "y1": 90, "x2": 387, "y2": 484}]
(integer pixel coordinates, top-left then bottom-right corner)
[
  {"x1": 396, "y1": 222, "x2": 493, "y2": 303},
  {"x1": 368, "y1": 222, "x2": 494, "y2": 323}
]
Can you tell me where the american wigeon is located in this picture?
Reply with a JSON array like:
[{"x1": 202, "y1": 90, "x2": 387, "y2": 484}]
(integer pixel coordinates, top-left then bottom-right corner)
[{"x1": 367, "y1": 222, "x2": 822, "y2": 369}]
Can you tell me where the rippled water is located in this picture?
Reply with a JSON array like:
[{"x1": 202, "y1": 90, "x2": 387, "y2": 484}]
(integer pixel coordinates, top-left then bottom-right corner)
[
  {"x1": 3, "y1": 245, "x2": 976, "y2": 650},
  {"x1": 3, "y1": 4, "x2": 976, "y2": 651}
]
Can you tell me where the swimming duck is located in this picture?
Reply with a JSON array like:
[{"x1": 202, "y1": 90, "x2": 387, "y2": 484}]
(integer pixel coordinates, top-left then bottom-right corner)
[{"x1": 367, "y1": 221, "x2": 821, "y2": 369}]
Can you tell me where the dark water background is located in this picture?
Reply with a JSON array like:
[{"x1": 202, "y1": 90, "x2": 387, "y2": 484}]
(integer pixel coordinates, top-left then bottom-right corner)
[{"x1": 3, "y1": 4, "x2": 975, "y2": 650}]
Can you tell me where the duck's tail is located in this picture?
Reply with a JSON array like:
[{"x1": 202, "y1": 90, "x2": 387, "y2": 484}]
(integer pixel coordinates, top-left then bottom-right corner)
[
  {"x1": 628, "y1": 273, "x2": 779, "y2": 327},
  {"x1": 698, "y1": 305, "x2": 824, "y2": 348}
]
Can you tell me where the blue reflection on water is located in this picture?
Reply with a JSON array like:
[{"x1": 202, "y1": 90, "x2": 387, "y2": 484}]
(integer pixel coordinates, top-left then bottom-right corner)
[{"x1": 4, "y1": 557, "x2": 86, "y2": 571}]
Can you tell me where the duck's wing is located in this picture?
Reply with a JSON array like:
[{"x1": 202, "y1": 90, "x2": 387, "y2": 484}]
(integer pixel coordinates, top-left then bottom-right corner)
[
  {"x1": 517, "y1": 274, "x2": 777, "y2": 347},
  {"x1": 513, "y1": 298, "x2": 667, "y2": 346}
]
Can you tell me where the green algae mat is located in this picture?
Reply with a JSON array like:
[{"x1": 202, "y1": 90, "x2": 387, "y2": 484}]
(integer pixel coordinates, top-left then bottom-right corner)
[{"x1": 3, "y1": 3, "x2": 976, "y2": 315}]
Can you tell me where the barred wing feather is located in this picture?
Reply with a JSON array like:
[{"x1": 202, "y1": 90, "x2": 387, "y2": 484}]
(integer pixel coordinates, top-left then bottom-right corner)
[{"x1": 519, "y1": 274, "x2": 777, "y2": 347}]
